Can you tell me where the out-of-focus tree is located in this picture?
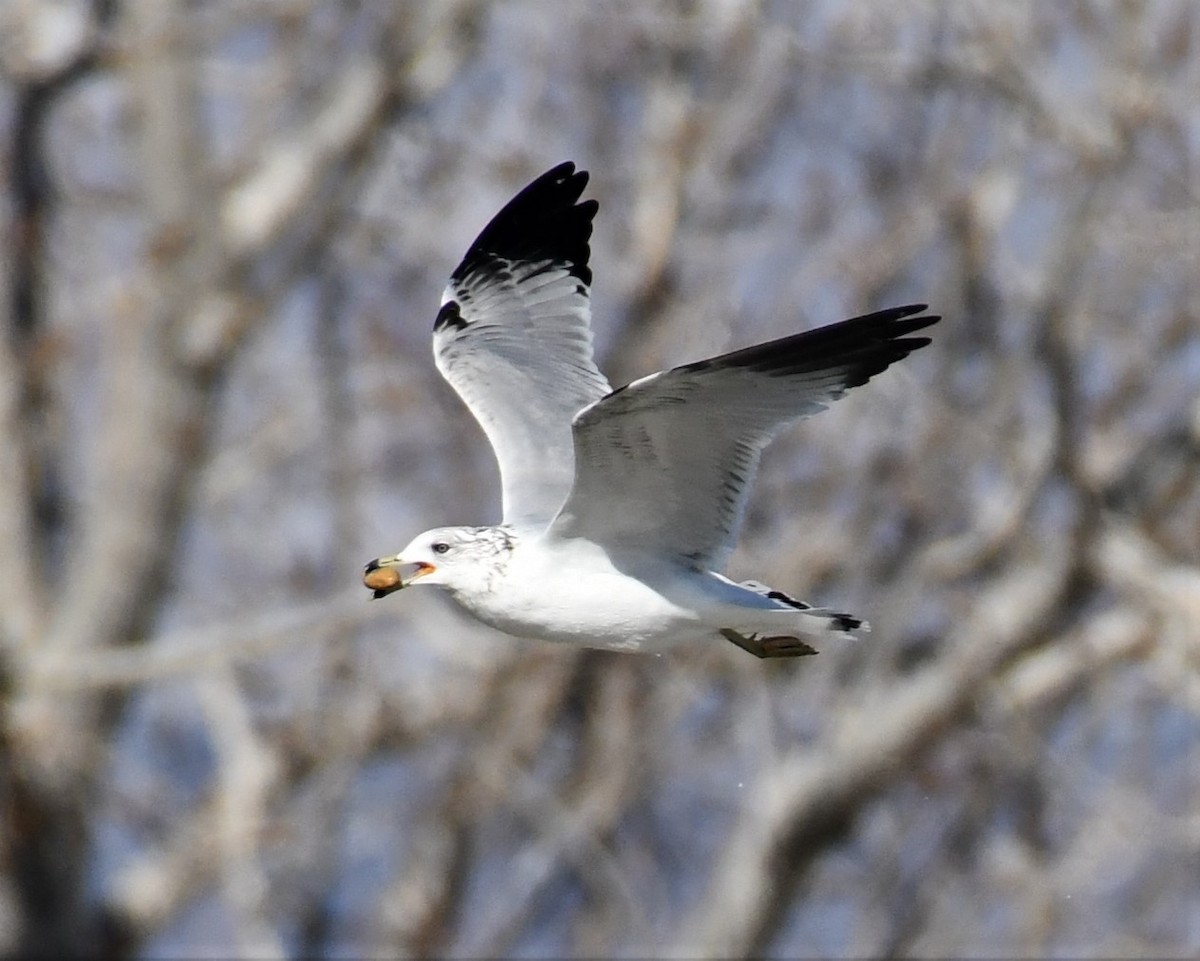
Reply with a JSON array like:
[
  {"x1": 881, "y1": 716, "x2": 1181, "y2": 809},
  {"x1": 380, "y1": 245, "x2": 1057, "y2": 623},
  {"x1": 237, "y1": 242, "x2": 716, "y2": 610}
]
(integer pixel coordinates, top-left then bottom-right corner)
[{"x1": 0, "y1": 1, "x2": 1196, "y2": 957}]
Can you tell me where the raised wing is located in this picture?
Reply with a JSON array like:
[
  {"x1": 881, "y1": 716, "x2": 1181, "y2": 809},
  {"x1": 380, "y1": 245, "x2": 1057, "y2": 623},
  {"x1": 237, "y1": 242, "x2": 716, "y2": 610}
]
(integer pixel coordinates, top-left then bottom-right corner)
[
  {"x1": 548, "y1": 305, "x2": 939, "y2": 567},
  {"x1": 433, "y1": 163, "x2": 611, "y2": 530}
]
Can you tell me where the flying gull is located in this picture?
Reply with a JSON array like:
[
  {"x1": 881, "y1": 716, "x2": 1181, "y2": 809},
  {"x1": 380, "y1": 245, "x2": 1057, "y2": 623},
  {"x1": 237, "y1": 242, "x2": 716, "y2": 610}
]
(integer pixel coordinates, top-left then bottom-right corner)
[{"x1": 364, "y1": 163, "x2": 938, "y2": 658}]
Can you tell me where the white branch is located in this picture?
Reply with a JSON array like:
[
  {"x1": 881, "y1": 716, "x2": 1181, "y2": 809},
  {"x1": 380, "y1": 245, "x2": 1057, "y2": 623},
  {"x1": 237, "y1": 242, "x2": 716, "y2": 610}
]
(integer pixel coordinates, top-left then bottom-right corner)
[
  {"x1": 684, "y1": 556, "x2": 1072, "y2": 956},
  {"x1": 25, "y1": 590, "x2": 377, "y2": 690},
  {"x1": 222, "y1": 59, "x2": 390, "y2": 262}
]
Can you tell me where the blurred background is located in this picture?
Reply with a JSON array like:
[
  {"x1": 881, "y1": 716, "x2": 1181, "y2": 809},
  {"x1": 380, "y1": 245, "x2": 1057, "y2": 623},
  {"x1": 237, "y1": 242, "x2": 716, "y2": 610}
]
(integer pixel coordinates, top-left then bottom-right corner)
[{"x1": 1, "y1": 1, "x2": 1198, "y2": 957}]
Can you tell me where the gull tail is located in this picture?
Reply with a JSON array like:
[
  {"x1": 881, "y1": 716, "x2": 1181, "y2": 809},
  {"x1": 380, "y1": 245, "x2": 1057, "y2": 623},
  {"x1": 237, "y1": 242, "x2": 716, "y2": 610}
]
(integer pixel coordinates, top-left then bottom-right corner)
[{"x1": 721, "y1": 580, "x2": 869, "y2": 659}]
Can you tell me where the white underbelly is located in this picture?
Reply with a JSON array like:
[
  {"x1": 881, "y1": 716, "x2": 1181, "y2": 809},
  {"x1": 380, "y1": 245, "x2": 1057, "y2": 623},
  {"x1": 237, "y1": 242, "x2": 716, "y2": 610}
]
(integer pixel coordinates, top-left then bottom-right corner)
[{"x1": 449, "y1": 544, "x2": 707, "y2": 651}]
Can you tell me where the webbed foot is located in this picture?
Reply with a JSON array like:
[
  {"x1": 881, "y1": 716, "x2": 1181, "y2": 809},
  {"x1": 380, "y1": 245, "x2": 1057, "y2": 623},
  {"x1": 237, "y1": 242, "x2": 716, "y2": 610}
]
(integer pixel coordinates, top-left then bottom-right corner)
[{"x1": 720, "y1": 628, "x2": 818, "y2": 659}]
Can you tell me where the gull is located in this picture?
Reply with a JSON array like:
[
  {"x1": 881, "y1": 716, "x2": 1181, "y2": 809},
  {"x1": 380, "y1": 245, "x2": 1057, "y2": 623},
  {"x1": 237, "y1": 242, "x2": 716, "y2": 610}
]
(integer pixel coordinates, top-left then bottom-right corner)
[{"x1": 364, "y1": 163, "x2": 938, "y2": 658}]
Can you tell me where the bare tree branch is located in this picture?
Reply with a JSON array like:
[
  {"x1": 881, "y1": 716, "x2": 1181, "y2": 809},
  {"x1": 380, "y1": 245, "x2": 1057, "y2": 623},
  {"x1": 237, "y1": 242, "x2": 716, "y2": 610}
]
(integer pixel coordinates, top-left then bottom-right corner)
[
  {"x1": 221, "y1": 60, "x2": 391, "y2": 266},
  {"x1": 686, "y1": 555, "x2": 1073, "y2": 956}
]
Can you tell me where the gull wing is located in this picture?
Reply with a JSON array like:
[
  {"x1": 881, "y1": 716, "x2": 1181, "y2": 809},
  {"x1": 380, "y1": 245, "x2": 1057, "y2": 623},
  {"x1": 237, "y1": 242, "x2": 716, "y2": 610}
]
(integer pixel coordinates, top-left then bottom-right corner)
[
  {"x1": 433, "y1": 163, "x2": 611, "y2": 530},
  {"x1": 548, "y1": 305, "x2": 939, "y2": 567}
]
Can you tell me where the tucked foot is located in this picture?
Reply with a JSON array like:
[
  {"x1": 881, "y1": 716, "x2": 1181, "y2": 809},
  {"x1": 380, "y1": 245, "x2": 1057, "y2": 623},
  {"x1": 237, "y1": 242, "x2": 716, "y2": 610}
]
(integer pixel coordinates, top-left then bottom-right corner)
[{"x1": 720, "y1": 628, "x2": 818, "y2": 659}]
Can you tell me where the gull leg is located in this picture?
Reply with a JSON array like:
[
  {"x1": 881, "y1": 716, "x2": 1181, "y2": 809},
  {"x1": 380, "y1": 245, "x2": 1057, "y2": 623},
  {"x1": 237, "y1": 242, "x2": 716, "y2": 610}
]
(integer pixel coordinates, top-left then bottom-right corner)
[{"x1": 720, "y1": 628, "x2": 818, "y2": 659}]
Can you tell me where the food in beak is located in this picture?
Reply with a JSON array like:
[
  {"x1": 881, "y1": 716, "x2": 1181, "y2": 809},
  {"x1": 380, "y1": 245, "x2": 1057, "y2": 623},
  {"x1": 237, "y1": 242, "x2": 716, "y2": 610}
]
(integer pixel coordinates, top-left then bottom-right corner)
[
  {"x1": 363, "y1": 563, "x2": 403, "y2": 596},
  {"x1": 362, "y1": 559, "x2": 436, "y2": 598}
]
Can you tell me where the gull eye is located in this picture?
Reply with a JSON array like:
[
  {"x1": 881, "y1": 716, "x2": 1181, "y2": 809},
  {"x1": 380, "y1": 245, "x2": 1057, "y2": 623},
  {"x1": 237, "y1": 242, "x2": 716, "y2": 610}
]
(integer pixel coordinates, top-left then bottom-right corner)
[{"x1": 431, "y1": 542, "x2": 450, "y2": 555}]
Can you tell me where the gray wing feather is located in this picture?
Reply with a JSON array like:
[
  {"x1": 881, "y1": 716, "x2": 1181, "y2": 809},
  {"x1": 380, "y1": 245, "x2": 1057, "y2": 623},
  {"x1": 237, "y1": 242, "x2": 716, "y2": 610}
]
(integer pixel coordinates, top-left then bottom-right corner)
[
  {"x1": 549, "y1": 305, "x2": 939, "y2": 567},
  {"x1": 432, "y1": 164, "x2": 610, "y2": 530}
]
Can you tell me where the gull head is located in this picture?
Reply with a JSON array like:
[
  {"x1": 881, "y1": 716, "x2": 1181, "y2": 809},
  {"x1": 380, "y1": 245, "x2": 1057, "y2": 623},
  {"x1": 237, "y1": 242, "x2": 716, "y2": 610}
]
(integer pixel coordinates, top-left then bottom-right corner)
[{"x1": 363, "y1": 525, "x2": 513, "y2": 599}]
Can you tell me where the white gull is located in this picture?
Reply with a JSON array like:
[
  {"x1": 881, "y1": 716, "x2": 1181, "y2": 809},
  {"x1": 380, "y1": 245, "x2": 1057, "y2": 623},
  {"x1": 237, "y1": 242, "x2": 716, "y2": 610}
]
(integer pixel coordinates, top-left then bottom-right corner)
[{"x1": 364, "y1": 163, "x2": 938, "y2": 658}]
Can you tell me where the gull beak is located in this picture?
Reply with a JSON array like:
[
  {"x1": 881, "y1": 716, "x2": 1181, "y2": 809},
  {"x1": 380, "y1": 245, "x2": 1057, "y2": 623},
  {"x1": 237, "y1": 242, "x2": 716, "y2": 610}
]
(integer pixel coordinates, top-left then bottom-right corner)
[{"x1": 362, "y1": 557, "x2": 436, "y2": 598}]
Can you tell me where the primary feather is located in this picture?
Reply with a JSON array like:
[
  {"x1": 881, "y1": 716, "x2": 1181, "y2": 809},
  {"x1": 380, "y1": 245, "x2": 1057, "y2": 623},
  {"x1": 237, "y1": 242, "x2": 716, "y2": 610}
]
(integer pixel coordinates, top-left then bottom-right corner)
[
  {"x1": 549, "y1": 305, "x2": 938, "y2": 567},
  {"x1": 433, "y1": 163, "x2": 609, "y2": 530}
]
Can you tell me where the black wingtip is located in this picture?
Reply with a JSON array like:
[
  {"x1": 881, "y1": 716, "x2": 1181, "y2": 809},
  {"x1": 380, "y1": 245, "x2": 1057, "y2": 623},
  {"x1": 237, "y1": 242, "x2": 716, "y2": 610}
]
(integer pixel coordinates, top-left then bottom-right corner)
[
  {"x1": 541, "y1": 160, "x2": 588, "y2": 190},
  {"x1": 849, "y1": 303, "x2": 940, "y2": 337},
  {"x1": 681, "y1": 304, "x2": 940, "y2": 385},
  {"x1": 448, "y1": 162, "x2": 599, "y2": 295}
]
